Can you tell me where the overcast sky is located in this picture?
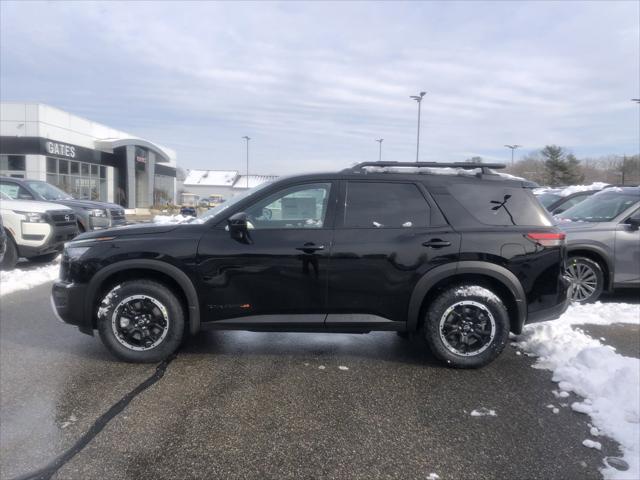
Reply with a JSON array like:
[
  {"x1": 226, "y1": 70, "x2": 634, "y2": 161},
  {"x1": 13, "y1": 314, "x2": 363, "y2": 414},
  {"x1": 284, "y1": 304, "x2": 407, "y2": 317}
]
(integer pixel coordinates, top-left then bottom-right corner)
[{"x1": 1, "y1": 1, "x2": 639, "y2": 174}]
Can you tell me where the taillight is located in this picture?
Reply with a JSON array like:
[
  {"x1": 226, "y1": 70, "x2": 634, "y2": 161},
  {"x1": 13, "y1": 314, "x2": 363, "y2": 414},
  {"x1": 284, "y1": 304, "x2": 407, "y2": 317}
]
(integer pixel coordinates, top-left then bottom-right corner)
[{"x1": 526, "y1": 232, "x2": 566, "y2": 247}]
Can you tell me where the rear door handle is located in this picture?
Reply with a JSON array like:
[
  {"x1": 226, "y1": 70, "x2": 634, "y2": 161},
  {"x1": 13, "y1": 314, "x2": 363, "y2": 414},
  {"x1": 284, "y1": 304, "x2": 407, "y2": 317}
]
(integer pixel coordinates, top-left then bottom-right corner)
[
  {"x1": 296, "y1": 243, "x2": 325, "y2": 253},
  {"x1": 422, "y1": 239, "x2": 451, "y2": 248}
]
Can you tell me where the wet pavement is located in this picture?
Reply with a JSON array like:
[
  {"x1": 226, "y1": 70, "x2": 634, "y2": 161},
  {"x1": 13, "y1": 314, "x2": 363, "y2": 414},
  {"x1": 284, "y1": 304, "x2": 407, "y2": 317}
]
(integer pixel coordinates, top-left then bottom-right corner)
[{"x1": 0, "y1": 283, "x2": 636, "y2": 480}]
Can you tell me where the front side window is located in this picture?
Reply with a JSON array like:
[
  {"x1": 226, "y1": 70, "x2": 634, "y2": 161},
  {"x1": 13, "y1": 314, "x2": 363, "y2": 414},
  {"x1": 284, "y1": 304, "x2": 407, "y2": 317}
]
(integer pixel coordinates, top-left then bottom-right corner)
[
  {"x1": 245, "y1": 183, "x2": 331, "y2": 229},
  {"x1": 0, "y1": 181, "x2": 33, "y2": 200},
  {"x1": 343, "y1": 182, "x2": 429, "y2": 228}
]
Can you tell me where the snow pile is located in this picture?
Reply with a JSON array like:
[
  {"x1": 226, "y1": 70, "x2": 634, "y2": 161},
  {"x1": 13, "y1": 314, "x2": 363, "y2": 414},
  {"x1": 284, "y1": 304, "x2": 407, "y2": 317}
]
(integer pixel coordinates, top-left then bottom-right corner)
[
  {"x1": 534, "y1": 183, "x2": 608, "y2": 197},
  {"x1": 559, "y1": 182, "x2": 609, "y2": 196},
  {"x1": 515, "y1": 302, "x2": 640, "y2": 479},
  {"x1": 153, "y1": 214, "x2": 191, "y2": 224},
  {"x1": 0, "y1": 259, "x2": 60, "y2": 296}
]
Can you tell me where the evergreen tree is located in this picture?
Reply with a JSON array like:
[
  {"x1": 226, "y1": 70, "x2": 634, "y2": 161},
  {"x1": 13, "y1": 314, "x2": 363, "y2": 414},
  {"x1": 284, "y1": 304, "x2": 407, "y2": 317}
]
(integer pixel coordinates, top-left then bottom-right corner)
[{"x1": 540, "y1": 145, "x2": 583, "y2": 186}]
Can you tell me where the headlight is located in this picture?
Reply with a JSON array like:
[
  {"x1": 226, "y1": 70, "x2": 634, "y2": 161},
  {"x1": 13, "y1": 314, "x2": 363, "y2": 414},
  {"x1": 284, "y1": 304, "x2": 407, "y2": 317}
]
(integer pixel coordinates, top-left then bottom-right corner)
[
  {"x1": 65, "y1": 245, "x2": 91, "y2": 260},
  {"x1": 85, "y1": 208, "x2": 107, "y2": 217},
  {"x1": 14, "y1": 211, "x2": 48, "y2": 223}
]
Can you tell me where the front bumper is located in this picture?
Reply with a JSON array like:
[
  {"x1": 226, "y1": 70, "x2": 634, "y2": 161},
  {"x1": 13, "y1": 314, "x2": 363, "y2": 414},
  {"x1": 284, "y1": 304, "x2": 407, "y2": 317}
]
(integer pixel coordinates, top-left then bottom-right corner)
[
  {"x1": 18, "y1": 223, "x2": 78, "y2": 258},
  {"x1": 51, "y1": 280, "x2": 93, "y2": 335}
]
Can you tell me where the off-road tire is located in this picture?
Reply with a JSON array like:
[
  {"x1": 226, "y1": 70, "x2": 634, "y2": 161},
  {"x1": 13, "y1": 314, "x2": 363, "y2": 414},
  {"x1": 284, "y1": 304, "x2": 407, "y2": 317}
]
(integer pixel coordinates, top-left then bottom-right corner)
[
  {"x1": 423, "y1": 284, "x2": 510, "y2": 368},
  {"x1": 97, "y1": 280, "x2": 185, "y2": 363}
]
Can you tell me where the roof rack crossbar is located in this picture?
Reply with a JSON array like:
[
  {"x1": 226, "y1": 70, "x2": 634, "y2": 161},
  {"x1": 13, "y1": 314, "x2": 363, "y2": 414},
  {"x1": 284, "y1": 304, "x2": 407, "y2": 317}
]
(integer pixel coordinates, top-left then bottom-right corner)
[{"x1": 346, "y1": 161, "x2": 506, "y2": 174}]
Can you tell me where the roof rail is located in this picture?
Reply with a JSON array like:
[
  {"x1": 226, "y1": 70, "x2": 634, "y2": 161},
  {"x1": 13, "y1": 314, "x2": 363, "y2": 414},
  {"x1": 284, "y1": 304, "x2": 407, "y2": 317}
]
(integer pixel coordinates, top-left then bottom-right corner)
[{"x1": 345, "y1": 161, "x2": 506, "y2": 175}]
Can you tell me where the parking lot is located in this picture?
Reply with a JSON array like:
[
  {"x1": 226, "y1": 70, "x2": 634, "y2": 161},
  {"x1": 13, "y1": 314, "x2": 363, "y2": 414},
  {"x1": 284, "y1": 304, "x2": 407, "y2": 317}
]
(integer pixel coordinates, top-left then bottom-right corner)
[{"x1": 1, "y1": 269, "x2": 637, "y2": 480}]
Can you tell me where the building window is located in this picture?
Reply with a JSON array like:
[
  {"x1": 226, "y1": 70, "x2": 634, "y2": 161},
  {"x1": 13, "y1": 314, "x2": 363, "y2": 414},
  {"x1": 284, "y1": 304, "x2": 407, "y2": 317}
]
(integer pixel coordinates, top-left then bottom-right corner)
[
  {"x1": 0, "y1": 154, "x2": 27, "y2": 178},
  {"x1": 153, "y1": 174, "x2": 174, "y2": 206},
  {"x1": 45, "y1": 156, "x2": 109, "y2": 202}
]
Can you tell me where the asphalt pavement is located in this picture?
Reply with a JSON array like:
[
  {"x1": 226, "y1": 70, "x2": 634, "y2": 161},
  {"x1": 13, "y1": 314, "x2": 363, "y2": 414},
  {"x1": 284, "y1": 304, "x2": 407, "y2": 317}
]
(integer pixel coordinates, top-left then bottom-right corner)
[{"x1": 1, "y1": 281, "x2": 637, "y2": 480}]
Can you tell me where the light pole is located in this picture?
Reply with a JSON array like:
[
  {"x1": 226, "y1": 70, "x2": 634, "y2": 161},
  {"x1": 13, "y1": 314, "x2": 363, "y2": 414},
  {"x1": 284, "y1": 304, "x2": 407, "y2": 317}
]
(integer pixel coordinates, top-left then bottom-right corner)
[
  {"x1": 410, "y1": 91, "x2": 426, "y2": 161},
  {"x1": 504, "y1": 144, "x2": 522, "y2": 167},
  {"x1": 242, "y1": 136, "x2": 250, "y2": 188},
  {"x1": 376, "y1": 138, "x2": 384, "y2": 161}
]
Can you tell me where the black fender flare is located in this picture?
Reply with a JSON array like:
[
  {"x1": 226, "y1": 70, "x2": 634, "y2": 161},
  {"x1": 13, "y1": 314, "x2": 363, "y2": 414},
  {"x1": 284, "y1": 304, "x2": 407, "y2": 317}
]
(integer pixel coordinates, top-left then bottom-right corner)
[
  {"x1": 407, "y1": 261, "x2": 527, "y2": 333},
  {"x1": 84, "y1": 259, "x2": 201, "y2": 335},
  {"x1": 566, "y1": 244, "x2": 614, "y2": 291}
]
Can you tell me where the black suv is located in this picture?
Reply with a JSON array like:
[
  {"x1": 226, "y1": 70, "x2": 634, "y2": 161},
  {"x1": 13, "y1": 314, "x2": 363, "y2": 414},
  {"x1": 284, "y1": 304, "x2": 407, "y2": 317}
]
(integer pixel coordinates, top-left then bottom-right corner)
[{"x1": 52, "y1": 162, "x2": 569, "y2": 368}]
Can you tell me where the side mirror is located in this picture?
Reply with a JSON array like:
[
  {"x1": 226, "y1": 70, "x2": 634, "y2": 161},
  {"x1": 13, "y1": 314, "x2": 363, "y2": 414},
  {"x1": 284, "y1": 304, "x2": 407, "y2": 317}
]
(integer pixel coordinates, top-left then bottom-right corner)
[
  {"x1": 626, "y1": 215, "x2": 640, "y2": 231},
  {"x1": 227, "y1": 212, "x2": 253, "y2": 244}
]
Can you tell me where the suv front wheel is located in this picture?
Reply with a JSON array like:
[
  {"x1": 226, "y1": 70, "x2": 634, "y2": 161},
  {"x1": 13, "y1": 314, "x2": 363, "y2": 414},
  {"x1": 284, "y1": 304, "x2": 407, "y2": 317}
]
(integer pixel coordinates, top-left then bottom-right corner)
[
  {"x1": 423, "y1": 284, "x2": 510, "y2": 368},
  {"x1": 97, "y1": 280, "x2": 185, "y2": 363}
]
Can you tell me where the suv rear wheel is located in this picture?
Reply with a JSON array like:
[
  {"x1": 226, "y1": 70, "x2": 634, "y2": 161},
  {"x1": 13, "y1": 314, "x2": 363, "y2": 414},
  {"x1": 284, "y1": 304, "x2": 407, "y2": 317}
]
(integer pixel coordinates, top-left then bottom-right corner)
[
  {"x1": 423, "y1": 284, "x2": 509, "y2": 368},
  {"x1": 565, "y1": 256, "x2": 603, "y2": 303},
  {"x1": 97, "y1": 280, "x2": 185, "y2": 363}
]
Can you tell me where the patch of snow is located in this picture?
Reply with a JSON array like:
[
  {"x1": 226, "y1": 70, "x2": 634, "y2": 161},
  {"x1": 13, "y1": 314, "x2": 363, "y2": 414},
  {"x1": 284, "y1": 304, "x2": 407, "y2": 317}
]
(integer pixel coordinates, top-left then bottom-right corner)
[
  {"x1": 0, "y1": 258, "x2": 60, "y2": 296},
  {"x1": 535, "y1": 183, "x2": 608, "y2": 197},
  {"x1": 470, "y1": 408, "x2": 497, "y2": 417},
  {"x1": 553, "y1": 390, "x2": 570, "y2": 398},
  {"x1": 97, "y1": 285, "x2": 121, "y2": 319},
  {"x1": 338, "y1": 366, "x2": 349, "y2": 371},
  {"x1": 559, "y1": 183, "x2": 609, "y2": 196},
  {"x1": 583, "y1": 439, "x2": 602, "y2": 450},
  {"x1": 427, "y1": 474, "x2": 440, "y2": 480},
  {"x1": 591, "y1": 427, "x2": 600, "y2": 436},
  {"x1": 318, "y1": 365, "x2": 325, "y2": 370},
  {"x1": 572, "y1": 401, "x2": 593, "y2": 414},
  {"x1": 453, "y1": 285, "x2": 500, "y2": 303},
  {"x1": 553, "y1": 408, "x2": 560, "y2": 414},
  {"x1": 515, "y1": 302, "x2": 640, "y2": 480},
  {"x1": 153, "y1": 214, "x2": 191, "y2": 224}
]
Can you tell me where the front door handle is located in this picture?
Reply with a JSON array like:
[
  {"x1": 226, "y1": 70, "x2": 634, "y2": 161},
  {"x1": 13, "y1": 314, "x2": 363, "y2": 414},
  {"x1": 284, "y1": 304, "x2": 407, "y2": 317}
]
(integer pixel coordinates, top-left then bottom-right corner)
[
  {"x1": 296, "y1": 243, "x2": 325, "y2": 253},
  {"x1": 422, "y1": 239, "x2": 451, "y2": 248}
]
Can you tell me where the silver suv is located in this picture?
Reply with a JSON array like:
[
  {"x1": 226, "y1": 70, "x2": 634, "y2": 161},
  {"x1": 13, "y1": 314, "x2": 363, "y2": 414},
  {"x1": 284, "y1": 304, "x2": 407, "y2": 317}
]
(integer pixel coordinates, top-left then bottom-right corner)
[{"x1": 556, "y1": 187, "x2": 640, "y2": 302}]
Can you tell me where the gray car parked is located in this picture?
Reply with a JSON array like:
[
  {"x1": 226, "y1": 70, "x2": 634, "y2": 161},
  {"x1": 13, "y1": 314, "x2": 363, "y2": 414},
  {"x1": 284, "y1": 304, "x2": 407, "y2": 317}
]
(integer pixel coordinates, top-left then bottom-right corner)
[
  {"x1": 556, "y1": 186, "x2": 640, "y2": 303},
  {"x1": 0, "y1": 177, "x2": 126, "y2": 232}
]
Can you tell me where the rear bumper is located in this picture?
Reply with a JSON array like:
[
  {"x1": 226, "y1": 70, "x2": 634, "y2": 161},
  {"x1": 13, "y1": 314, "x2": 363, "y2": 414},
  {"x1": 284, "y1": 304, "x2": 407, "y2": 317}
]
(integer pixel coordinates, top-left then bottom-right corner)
[
  {"x1": 51, "y1": 280, "x2": 93, "y2": 335},
  {"x1": 526, "y1": 295, "x2": 570, "y2": 324}
]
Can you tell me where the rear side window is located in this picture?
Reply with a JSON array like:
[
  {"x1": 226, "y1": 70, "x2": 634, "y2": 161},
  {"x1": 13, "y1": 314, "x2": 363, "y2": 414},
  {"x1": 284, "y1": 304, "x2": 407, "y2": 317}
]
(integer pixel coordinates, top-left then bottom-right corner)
[
  {"x1": 344, "y1": 182, "x2": 429, "y2": 228},
  {"x1": 449, "y1": 183, "x2": 552, "y2": 226}
]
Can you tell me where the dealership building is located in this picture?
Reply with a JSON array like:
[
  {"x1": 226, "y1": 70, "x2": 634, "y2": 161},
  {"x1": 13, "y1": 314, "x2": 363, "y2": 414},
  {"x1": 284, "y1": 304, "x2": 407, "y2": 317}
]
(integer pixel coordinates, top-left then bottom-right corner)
[{"x1": 0, "y1": 102, "x2": 177, "y2": 209}]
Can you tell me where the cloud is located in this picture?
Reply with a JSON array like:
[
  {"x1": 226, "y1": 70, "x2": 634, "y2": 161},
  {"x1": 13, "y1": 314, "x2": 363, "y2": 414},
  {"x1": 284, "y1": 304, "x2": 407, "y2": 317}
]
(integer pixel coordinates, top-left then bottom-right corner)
[{"x1": 1, "y1": 0, "x2": 638, "y2": 174}]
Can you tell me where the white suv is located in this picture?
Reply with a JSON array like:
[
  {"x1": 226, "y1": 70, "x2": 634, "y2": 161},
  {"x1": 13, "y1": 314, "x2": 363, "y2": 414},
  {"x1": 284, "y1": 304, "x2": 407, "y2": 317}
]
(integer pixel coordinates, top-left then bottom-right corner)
[{"x1": 0, "y1": 191, "x2": 78, "y2": 270}]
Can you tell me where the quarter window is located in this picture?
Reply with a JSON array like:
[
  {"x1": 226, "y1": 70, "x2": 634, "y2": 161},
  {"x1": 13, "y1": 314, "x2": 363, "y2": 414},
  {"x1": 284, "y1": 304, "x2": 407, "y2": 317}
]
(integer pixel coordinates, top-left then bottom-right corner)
[
  {"x1": 245, "y1": 183, "x2": 332, "y2": 229},
  {"x1": 343, "y1": 182, "x2": 429, "y2": 228}
]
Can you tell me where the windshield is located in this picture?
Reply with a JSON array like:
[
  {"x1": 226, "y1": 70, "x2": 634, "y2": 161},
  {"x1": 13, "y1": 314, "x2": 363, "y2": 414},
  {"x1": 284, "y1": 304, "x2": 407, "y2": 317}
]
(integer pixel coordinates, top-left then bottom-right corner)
[
  {"x1": 24, "y1": 181, "x2": 74, "y2": 200},
  {"x1": 556, "y1": 192, "x2": 639, "y2": 222},
  {"x1": 537, "y1": 193, "x2": 562, "y2": 208},
  {"x1": 195, "y1": 181, "x2": 276, "y2": 223}
]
